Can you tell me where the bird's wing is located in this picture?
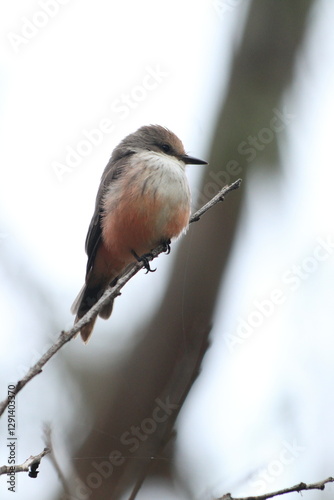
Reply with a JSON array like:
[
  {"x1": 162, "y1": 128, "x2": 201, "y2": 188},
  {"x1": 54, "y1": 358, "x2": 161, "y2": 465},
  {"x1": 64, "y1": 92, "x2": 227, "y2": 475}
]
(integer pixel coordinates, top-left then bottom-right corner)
[
  {"x1": 84, "y1": 154, "x2": 132, "y2": 277},
  {"x1": 85, "y1": 210, "x2": 102, "y2": 276}
]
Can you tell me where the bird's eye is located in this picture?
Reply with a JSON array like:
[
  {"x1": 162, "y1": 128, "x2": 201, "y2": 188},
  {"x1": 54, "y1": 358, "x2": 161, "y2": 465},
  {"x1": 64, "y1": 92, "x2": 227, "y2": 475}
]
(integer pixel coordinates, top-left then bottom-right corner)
[{"x1": 160, "y1": 143, "x2": 171, "y2": 153}]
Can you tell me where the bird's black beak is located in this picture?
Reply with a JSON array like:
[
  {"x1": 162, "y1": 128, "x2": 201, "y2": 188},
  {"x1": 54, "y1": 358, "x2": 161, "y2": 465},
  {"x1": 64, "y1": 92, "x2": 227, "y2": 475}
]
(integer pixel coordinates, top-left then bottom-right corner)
[{"x1": 181, "y1": 154, "x2": 208, "y2": 165}]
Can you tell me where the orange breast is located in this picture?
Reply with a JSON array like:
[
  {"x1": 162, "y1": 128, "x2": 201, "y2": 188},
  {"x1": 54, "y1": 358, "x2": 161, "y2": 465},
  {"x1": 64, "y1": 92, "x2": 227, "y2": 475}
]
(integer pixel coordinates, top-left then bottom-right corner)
[
  {"x1": 101, "y1": 157, "x2": 191, "y2": 270},
  {"x1": 102, "y1": 187, "x2": 189, "y2": 267}
]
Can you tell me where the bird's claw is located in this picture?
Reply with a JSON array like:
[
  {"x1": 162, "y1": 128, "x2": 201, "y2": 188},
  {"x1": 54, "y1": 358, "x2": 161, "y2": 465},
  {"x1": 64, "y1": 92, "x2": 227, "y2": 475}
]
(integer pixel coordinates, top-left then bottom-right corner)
[
  {"x1": 161, "y1": 239, "x2": 171, "y2": 254},
  {"x1": 131, "y1": 250, "x2": 156, "y2": 273}
]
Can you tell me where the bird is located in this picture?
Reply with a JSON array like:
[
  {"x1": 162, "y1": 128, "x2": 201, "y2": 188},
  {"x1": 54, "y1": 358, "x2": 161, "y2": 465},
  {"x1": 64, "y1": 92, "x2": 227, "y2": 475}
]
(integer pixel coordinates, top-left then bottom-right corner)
[{"x1": 71, "y1": 125, "x2": 207, "y2": 342}]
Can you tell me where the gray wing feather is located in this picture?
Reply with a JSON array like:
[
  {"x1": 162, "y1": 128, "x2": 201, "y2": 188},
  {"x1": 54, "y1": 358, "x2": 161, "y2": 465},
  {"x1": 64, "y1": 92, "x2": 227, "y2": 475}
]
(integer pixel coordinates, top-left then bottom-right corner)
[{"x1": 84, "y1": 154, "x2": 132, "y2": 277}]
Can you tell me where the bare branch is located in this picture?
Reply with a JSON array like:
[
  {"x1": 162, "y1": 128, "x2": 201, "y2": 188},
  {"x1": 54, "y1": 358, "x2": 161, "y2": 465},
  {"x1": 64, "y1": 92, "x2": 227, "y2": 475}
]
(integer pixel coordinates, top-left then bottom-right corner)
[
  {"x1": 0, "y1": 447, "x2": 50, "y2": 477},
  {"x1": 190, "y1": 178, "x2": 241, "y2": 223},
  {"x1": 0, "y1": 179, "x2": 241, "y2": 418},
  {"x1": 219, "y1": 476, "x2": 334, "y2": 500}
]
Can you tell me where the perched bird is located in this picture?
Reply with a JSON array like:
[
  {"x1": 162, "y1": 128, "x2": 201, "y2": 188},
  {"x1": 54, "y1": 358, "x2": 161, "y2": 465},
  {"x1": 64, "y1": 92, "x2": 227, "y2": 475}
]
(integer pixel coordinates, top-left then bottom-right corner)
[{"x1": 71, "y1": 125, "x2": 207, "y2": 342}]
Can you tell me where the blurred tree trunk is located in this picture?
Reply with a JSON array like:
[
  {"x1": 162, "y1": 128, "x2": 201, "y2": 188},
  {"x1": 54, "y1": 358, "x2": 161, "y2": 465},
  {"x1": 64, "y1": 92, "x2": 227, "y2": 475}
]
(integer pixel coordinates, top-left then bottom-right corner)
[{"x1": 67, "y1": 1, "x2": 315, "y2": 499}]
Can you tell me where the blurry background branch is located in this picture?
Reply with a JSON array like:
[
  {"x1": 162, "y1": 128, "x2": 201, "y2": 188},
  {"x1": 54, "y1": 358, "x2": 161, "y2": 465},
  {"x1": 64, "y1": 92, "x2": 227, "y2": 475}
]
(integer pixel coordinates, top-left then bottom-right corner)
[
  {"x1": 43, "y1": 424, "x2": 72, "y2": 496},
  {"x1": 126, "y1": 325, "x2": 211, "y2": 500}
]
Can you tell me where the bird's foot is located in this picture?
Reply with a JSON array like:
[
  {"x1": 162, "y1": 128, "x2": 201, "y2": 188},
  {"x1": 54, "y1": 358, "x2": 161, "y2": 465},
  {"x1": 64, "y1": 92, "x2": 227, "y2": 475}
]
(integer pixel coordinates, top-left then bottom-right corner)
[
  {"x1": 131, "y1": 250, "x2": 156, "y2": 273},
  {"x1": 161, "y1": 239, "x2": 171, "y2": 254}
]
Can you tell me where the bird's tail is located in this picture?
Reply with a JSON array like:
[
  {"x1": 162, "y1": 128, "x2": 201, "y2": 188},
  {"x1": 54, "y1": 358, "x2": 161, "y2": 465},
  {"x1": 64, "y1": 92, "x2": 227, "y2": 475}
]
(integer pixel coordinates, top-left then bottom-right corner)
[{"x1": 71, "y1": 283, "x2": 114, "y2": 343}]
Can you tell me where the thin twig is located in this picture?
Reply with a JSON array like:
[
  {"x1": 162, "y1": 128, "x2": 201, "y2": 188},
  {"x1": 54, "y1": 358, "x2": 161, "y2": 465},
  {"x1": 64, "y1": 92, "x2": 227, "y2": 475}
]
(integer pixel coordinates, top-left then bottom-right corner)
[
  {"x1": 0, "y1": 179, "x2": 241, "y2": 418},
  {"x1": 190, "y1": 178, "x2": 241, "y2": 223},
  {"x1": 219, "y1": 476, "x2": 334, "y2": 500},
  {"x1": 0, "y1": 447, "x2": 50, "y2": 477}
]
